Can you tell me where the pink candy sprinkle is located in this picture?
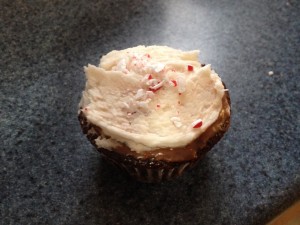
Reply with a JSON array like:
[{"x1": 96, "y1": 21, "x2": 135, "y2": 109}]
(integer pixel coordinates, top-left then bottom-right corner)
[
  {"x1": 188, "y1": 65, "x2": 194, "y2": 71},
  {"x1": 192, "y1": 119, "x2": 203, "y2": 128}
]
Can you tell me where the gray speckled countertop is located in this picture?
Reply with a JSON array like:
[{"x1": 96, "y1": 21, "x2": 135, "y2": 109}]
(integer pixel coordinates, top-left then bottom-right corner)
[{"x1": 1, "y1": 0, "x2": 300, "y2": 224}]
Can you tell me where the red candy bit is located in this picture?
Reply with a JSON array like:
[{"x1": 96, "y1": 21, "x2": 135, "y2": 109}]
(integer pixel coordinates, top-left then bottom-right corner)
[
  {"x1": 171, "y1": 80, "x2": 177, "y2": 87},
  {"x1": 145, "y1": 53, "x2": 151, "y2": 58},
  {"x1": 148, "y1": 74, "x2": 153, "y2": 80},
  {"x1": 149, "y1": 86, "x2": 162, "y2": 93},
  {"x1": 192, "y1": 119, "x2": 203, "y2": 128},
  {"x1": 156, "y1": 104, "x2": 160, "y2": 108},
  {"x1": 187, "y1": 65, "x2": 194, "y2": 71},
  {"x1": 178, "y1": 93, "x2": 182, "y2": 95}
]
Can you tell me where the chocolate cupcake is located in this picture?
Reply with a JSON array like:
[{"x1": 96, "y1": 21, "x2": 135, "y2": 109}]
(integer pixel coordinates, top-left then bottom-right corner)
[{"x1": 78, "y1": 46, "x2": 231, "y2": 182}]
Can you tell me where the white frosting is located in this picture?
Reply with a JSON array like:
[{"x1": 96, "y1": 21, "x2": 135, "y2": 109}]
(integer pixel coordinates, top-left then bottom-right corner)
[{"x1": 79, "y1": 46, "x2": 226, "y2": 152}]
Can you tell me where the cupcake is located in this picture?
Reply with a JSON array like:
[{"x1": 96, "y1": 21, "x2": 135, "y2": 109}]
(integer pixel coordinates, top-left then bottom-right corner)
[{"x1": 78, "y1": 45, "x2": 230, "y2": 182}]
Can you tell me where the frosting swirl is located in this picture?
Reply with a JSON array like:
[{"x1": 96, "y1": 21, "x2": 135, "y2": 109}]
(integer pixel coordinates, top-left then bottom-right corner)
[{"x1": 79, "y1": 46, "x2": 226, "y2": 152}]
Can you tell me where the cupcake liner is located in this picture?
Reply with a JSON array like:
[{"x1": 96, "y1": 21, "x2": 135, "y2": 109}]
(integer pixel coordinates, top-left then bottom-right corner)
[{"x1": 95, "y1": 147, "x2": 199, "y2": 182}]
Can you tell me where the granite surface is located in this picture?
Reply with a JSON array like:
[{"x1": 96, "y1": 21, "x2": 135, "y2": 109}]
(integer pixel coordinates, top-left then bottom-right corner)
[{"x1": 1, "y1": 0, "x2": 300, "y2": 224}]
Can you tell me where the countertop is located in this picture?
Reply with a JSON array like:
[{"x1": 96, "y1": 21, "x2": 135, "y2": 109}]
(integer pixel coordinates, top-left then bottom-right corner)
[{"x1": 1, "y1": 0, "x2": 299, "y2": 224}]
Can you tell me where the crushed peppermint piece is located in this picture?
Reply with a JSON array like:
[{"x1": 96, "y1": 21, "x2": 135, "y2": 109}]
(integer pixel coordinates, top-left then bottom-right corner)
[
  {"x1": 141, "y1": 74, "x2": 152, "y2": 83},
  {"x1": 134, "y1": 89, "x2": 146, "y2": 100},
  {"x1": 122, "y1": 102, "x2": 130, "y2": 109},
  {"x1": 146, "y1": 78, "x2": 159, "y2": 86},
  {"x1": 150, "y1": 80, "x2": 165, "y2": 91},
  {"x1": 268, "y1": 71, "x2": 274, "y2": 76},
  {"x1": 188, "y1": 65, "x2": 194, "y2": 71},
  {"x1": 224, "y1": 89, "x2": 229, "y2": 92},
  {"x1": 146, "y1": 91, "x2": 155, "y2": 98},
  {"x1": 170, "y1": 80, "x2": 177, "y2": 87},
  {"x1": 157, "y1": 104, "x2": 160, "y2": 108},
  {"x1": 170, "y1": 117, "x2": 182, "y2": 128},
  {"x1": 192, "y1": 119, "x2": 203, "y2": 128},
  {"x1": 151, "y1": 63, "x2": 165, "y2": 73},
  {"x1": 137, "y1": 101, "x2": 149, "y2": 109},
  {"x1": 177, "y1": 76, "x2": 186, "y2": 93},
  {"x1": 149, "y1": 86, "x2": 162, "y2": 93},
  {"x1": 116, "y1": 58, "x2": 128, "y2": 73}
]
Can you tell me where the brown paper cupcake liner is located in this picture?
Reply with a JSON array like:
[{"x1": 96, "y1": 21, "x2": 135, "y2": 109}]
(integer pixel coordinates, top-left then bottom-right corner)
[{"x1": 95, "y1": 147, "x2": 200, "y2": 182}]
